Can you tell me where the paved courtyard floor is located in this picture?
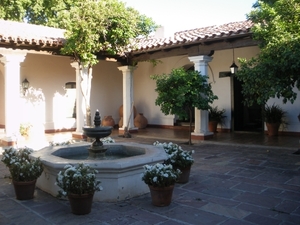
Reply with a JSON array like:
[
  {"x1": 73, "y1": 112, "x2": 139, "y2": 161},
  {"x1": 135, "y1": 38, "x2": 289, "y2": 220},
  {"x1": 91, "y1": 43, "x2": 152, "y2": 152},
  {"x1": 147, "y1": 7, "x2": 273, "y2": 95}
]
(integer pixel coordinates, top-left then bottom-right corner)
[{"x1": 0, "y1": 129, "x2": 299, "y2": 224}]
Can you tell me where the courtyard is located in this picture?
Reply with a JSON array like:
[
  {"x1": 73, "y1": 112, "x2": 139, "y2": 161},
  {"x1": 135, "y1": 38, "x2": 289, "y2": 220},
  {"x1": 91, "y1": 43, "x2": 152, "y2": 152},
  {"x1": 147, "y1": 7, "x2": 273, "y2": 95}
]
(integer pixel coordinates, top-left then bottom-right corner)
[{"x1": 0, "y1": 129, "x2": 299, "y2": 225}]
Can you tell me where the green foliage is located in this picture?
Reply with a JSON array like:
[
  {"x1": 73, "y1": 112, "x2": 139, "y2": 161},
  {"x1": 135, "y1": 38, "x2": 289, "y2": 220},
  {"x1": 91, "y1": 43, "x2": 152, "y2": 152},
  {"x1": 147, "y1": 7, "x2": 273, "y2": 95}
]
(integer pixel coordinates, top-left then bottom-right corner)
[
  {"x1": 151, "y1": 67, "x2": 217, "y2": 120},
  {"x1": 1, "y1": 147, "x2": 43, "y2": 182},
  {"x1": 0, "y1": 0, "x2": 73, "y2": 27},
  {"x1": 0, "y1": 0, "x2": 157, "y2": 61},
  {"x1": 236, "y1": 0, "x2": 300, "y2": 106},
  {"x1": 208, "y1": 106, "x2": 226, "y2": 124},
  {"x1": 61, "y1": 0, "x2": 157, "y2": 66},
  {"x1": 263, "y1": 103, "x2": 286, "y2": 123},
  {"x1": 56, "y1": 163, "x2": 102, "y2": 197},
  {"x1": 152, "y1": 67, "x2": 217, "y2": 144}
]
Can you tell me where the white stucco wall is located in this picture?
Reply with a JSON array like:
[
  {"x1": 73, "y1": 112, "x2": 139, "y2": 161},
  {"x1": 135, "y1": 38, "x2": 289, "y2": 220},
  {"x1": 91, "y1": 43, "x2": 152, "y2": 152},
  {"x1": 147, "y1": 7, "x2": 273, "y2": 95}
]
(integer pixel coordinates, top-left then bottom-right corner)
[
  {"x1": 21, "y1": 54, "x2": 124, "y2": 131},
  {"x1": 133, "y1": 56, "x2": 193, "y2": 126},
  {"x1": 267, "y1": 91, "x2": 300, "y2": 132},
  {"x1": 1, "y1": 44, "x2": 299, "y2": 134},
  {"x1": 90, "y1": 61, "x2": 123, "y2": 125},
  {"x1": 0, "y1": 65, "x2": 4, "y2": 127},
  {"x1": 20, "y1": 53, "x2": 75, "y2": 132}
]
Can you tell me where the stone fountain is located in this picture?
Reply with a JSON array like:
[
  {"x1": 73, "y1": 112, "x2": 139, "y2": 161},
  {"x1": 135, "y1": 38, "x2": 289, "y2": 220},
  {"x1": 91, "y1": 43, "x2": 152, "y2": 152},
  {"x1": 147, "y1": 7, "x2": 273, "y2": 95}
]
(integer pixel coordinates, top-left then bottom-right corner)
[
  {"x1": 82, "y1": 110, "x2": 113, "y2": 158},
  {"x1": 31, "y1": 111, "x2": 167, "y2": 202}
]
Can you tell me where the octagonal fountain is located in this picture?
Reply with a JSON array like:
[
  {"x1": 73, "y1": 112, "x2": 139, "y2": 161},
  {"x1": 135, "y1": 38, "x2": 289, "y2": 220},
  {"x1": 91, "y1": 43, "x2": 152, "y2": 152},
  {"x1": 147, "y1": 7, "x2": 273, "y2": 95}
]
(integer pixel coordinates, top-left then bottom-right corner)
[{"x1": 31, "y1": 111, "x2": 167, "y2": 202}]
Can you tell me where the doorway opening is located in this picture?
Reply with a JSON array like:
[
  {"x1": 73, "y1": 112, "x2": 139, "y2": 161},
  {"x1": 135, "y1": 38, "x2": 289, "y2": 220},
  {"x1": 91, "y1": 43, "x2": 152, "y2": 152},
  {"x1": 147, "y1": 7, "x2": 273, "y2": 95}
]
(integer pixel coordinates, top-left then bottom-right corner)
[{"x1": 233, "y1": 76, "x2": 263, "y2": 132}]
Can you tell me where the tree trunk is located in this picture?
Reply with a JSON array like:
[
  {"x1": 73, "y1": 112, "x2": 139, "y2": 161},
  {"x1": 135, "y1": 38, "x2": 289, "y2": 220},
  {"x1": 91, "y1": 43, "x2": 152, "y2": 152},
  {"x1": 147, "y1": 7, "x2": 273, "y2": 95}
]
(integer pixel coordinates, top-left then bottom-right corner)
[{"x1": 79, "y1": 64, "x2": 93, "y2": 126}]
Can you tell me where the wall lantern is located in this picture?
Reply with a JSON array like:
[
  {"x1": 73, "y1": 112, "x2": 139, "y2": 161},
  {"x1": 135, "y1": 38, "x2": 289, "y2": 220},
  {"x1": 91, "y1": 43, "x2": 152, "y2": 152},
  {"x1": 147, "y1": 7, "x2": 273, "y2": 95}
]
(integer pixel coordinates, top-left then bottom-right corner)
[
  {"x1": 230, "y1": 49, "x2": 238, "y2": 74},
  {"x1": 22, "y1": 78, "x2": 29, "y2": 95}
]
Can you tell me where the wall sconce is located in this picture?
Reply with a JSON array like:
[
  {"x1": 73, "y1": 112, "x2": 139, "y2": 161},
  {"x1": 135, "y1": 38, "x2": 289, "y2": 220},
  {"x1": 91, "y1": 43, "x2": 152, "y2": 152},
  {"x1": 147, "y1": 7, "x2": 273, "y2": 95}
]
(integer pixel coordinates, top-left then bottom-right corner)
[
  {"x1": 22, "y1": 78, "x2": 29, "y2": 95},
  {"x1": 230, "y1": 48, "x2": 238, "y2": 74}
]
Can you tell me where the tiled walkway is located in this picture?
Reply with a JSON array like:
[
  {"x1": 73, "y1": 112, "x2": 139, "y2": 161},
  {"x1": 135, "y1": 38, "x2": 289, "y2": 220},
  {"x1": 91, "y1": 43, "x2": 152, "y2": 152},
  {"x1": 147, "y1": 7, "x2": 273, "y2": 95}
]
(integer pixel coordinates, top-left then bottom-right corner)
[{"x1": 0, "y1": 128, "x2": 299, "y2": 225}]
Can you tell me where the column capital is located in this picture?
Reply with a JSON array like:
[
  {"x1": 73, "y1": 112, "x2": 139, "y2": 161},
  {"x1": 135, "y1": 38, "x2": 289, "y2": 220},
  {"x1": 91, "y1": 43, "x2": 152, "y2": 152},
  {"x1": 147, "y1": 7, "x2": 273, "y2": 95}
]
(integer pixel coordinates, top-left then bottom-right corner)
[
  {"x1": 0, "y1": 51, "x2": 27, "y2": 65},
  {"x1": 117, "y1": 65, "x2": 136, "y2": 73},
  {"x1": 70, "y1": 61, "x2": 80, "y2": 69},
  {"x1": 188, "y1": 55, "x2": 212, "y2": 63}
]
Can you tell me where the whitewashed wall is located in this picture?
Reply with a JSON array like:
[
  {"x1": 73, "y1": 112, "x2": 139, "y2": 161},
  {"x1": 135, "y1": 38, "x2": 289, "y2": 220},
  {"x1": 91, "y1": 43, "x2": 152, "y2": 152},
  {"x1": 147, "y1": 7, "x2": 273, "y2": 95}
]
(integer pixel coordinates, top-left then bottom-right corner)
[
  {"x1": 1, "y1": 45, "x2": 299, "y2": 134},
  {"x1": 0, "y1": 65, "x2": 4, "y2": 127}
]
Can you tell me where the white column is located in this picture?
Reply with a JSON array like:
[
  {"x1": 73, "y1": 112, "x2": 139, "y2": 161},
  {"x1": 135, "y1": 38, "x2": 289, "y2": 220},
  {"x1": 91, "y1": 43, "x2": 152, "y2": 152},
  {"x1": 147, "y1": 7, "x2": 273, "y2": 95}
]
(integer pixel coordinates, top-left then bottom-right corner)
[
  {"x1": 70, "y1": 62, "x2": 85, "y2": 136},
  {"x1": 0, "y1": 52, "x2": 26, "y2": 143},
  {"x1": 188, "y1": 55, "x2": 213, "y2": 140},
  {"x1": 118, "y1": 66, "x2": 137, "y2": 131}
]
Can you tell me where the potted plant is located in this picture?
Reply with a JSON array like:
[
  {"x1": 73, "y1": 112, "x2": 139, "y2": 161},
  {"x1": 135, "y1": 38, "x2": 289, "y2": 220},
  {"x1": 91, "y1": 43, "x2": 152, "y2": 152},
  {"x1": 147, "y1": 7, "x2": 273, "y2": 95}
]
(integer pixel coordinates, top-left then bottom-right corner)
[
  {"x1": 142, "y1": 163, "x2": 181, "y2": 207},
  {"x1": 153, "y1": 141, "x2": 194, "y2": 183},
  {"x1": 56, "y1": 163, "x2": 102, "y2": 215},
  {"x1": 208, "y1": 106, "x2": 226, "y2": 133},
  {"x1": 1, "y1": 147, "x2": 43, "y2": 200},
  {"x1": 263, "y1": 104, "x2": 287, "y2": 136}
]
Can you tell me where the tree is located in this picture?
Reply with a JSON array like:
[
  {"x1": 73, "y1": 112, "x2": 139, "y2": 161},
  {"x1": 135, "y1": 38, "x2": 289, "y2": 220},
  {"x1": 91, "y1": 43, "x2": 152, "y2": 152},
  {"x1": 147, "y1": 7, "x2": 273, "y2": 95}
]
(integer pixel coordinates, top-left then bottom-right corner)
[
  {"x1": 236, "y1": 0, "x2": 300, "y2": 106},
  {"x1": 0, "y1": 0, "x2": 74, "y2": 27},
  {"x1": 0, "y1": 0, "x2": 157, "y2": 126},
  {"x1": 61, "y1": 0, "x2": 157, "y2": 126},
  {"x1": 151, "y1": 68, "x2": 218, "y2": 145}
]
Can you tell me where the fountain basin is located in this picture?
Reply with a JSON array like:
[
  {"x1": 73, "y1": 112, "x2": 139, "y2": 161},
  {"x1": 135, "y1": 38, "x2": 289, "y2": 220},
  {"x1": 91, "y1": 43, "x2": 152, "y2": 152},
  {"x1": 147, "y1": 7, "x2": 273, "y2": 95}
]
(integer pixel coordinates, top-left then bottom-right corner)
[
  {"x1": 31, "y1": 142, "x2": 167, "y2": 202},
  {"x1": 83, "y1": 126, "x2": 112, "y2": 139}
]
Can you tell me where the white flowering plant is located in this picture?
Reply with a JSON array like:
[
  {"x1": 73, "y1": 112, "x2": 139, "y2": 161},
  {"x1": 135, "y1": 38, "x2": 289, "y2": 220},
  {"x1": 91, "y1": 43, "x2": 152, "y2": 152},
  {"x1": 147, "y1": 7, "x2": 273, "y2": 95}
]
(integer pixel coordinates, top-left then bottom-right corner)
[
  {"x1": 1, "y1": 147, "x2": 43, "y2": 182},
  {"x1": 153, "y1": 141, "x2": 194, "y2": 169},
  {"x1": 142, "y1": 163, "x2": 181, "y2": 187},
  {"x1": 56, "y1": 163, "x2": 102, "y2": 198},
  {"x1": 100, "y1": 137, "x2": 115, "y2": 143}
]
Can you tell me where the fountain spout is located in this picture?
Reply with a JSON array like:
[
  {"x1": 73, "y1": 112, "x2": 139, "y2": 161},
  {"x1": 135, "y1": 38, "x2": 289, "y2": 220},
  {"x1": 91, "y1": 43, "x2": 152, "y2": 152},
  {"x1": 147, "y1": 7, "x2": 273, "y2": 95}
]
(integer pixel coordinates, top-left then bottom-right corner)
[{"x1": 83, "y1": 110, "x2": 113, "y2": 158}]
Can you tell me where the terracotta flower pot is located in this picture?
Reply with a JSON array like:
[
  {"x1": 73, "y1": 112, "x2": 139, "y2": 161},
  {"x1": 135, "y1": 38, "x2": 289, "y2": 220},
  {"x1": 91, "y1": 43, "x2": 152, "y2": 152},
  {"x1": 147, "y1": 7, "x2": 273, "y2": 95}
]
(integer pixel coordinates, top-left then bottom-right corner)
[
  {"x1": 68, "y1": 193, "x2": 94, "y2": 215},
  {"x1": 208, "y1": 121, "x2": 218, "y2": 133},
  {"x1": 176, "y1": 166, "x2": 191, "y2": 184},
  {"x1": 12, "y1": 180, "x2": 36, "y2": 200},
  {"x1": 266, "y1": 122, "x2": 280, "y2": 136},
  {"x1": 148, "y1": 185, "x2": 174, "y2": 207}
]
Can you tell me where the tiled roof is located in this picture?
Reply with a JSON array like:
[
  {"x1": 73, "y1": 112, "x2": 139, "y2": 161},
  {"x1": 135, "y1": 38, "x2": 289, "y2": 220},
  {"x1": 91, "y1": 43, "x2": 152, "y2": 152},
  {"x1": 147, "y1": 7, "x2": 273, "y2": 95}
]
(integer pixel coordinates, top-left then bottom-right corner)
[
  {"x1": 0, "y1": 19, "x2": 253, "y2": 54},
  {"x1": 132, "y1": 20, "x2": 253, "y2": 52},
  {"x1": 0, "y1": 19, "x2": 65, "y2": 50}
]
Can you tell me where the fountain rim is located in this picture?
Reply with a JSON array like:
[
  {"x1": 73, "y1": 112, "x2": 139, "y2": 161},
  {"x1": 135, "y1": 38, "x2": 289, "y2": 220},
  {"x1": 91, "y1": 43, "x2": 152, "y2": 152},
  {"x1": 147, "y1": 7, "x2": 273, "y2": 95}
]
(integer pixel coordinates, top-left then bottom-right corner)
[{"x1": 31, "y1": 142, "x2": 167, "y2": 170}]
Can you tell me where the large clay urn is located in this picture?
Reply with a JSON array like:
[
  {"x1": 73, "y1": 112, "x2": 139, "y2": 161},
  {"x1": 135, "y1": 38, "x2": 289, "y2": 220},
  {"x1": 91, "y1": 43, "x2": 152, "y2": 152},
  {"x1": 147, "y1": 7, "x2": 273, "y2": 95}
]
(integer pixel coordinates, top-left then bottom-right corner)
[
  {"x1": 119, "y1": 105, "x2": 137, "y2": 118},
  {"x1": 102, "y1": 116, "x2": 115, "y2": 127},
  {"x1": 134, "y1": 113, "x2": 148, "y2": 129}
]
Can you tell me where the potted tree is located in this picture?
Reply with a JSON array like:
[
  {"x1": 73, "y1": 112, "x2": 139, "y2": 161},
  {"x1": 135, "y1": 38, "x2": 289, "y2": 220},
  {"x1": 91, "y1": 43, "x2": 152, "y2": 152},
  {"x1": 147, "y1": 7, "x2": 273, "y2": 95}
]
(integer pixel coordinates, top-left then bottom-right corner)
[
  {"x1": 153, "y1": 141, "x2": 194, "y2": 183},
  {"x1": 56, "y1": 163, "x2": 102, "y2": 215},
  {"x1": 1, "y1": 147, "x2": 43, "y2": 200},
  {"x1": 208, "y1": 106, "x2": 226, "y2": 133},
  {"x1": 142, "y1": 163, "x2": 181, "y2": 207},
  {"x1": 151, "y1": 67, "x2": 217, "y2": 145},
  {"x1": 263, "y1": 104, "x2": 286, "y2": 136}
]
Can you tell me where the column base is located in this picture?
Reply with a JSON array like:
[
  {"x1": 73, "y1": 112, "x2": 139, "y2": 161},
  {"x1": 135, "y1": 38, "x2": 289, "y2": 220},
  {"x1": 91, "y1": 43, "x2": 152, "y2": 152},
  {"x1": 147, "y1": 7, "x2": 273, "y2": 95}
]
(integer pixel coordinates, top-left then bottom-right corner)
[
  {"x1": 118, "y1": 127, "x2": 138, "y2": 134},
  {"x1": 0, "y1": 136, "x2": 18, "y2": 146},
  {"x1": 72, "y1": 132, "x2": 86, "y2": 139},
  {"x1": 191, "y1": 132, "x2": 214, "y2": 140}
]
